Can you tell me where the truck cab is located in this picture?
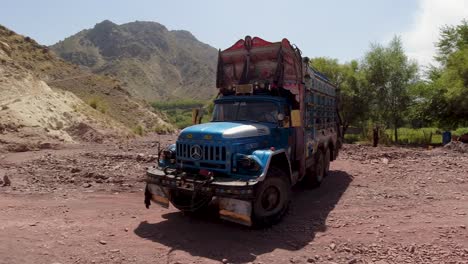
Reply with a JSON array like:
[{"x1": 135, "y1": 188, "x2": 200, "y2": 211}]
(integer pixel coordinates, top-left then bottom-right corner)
[
  {"x1": 145, "y1": 36, "x2": 342, "y2": 227},
  {"x1": 178, "y1": 96, "x2": 291, "y2": 178}
]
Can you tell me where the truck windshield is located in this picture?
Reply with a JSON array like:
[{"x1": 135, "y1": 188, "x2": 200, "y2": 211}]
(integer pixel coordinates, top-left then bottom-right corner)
[{"x1": 212, "y1": 101, "x2": 279, "y2": 123}]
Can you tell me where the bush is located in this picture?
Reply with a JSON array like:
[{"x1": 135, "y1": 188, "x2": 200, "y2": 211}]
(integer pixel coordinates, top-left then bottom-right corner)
[
  {"x1": 151, "y1": 99, "x2": 212, "y2": 129},
  {"x1": 133, "y1": 125, "x2": 144, "y2": 136},
  {"x1": 453, "y1": 127, "x2": 468, "y2": 136},
  {"x1": 88, "y1": 97, "x2": 108, "y2": 113},
  {"x1": 153, "y1": 123, "x2": 174, "y2": 134},
  {"x1": 88, "y1": 98, "x2": 98, "y2": 109}
]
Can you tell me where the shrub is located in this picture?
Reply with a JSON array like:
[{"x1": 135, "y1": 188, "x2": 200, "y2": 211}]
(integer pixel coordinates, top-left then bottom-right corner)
[
  {"x1": 88, "y1": 97, "x2": 108, "y2": 113},
  {"x1": 453, "y1": 127, "x2": 468, "y2": 136},
  {"x1": 133, "y1": 125, "x2": 144, "y2": 136},
  {"x1": 88, "y1": 98, "x2": 98, "y2": 109},
  {"x1": 151, "y1": 99, "x2": 211, "y2": 129},
  {"x1": 153, "y1": 123, "x2": 174, "y2": 134}
]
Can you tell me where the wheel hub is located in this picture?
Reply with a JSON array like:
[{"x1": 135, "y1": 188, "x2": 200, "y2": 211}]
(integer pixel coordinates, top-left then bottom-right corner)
[{"x1": 261, "y1": 186, "x2": 280, "y2": 211}]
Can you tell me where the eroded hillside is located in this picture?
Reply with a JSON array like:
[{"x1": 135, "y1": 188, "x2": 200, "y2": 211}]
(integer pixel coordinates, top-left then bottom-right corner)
[{"x1": 0, "y1": 25, "x2": 173, "y2": 139}]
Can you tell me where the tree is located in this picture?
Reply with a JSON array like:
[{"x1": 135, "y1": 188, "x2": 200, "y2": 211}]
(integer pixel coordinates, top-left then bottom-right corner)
[
  {"x1": 435, "y1": 20, "x2": 468, "y2": 66},
  {"x1": 429, "y1": 20, "x2": 468, "y2": 128},
  {"x1": 309, "y1": 58, "x2": 371, "y2": 133},
  {"x1": 361, "y1": 36, "x2": 418, "y2": 142},
  {"x1": 309, "y1": 57, "x2": 346, "y2": 86}
]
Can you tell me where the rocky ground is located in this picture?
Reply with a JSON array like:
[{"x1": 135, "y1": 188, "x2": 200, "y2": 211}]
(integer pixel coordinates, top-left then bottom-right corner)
[{"x1": 0, "y1": 137, "x2": 467, "y2": 264}]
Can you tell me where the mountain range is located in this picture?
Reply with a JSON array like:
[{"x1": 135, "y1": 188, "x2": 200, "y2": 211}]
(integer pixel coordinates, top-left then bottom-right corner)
[{"x1": 51, "y1": 20, "x2": 218, "y2": 102}]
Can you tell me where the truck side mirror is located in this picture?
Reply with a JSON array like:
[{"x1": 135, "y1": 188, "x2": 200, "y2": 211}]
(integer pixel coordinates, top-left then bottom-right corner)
[{"x1": 291, "y1": 110, "x2": 301, "y2": 127}]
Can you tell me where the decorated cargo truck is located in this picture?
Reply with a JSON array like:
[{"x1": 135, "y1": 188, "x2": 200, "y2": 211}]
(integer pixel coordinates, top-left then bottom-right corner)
[{"x1": 145, "y1": 36, "x2": 343, "y2": 227}]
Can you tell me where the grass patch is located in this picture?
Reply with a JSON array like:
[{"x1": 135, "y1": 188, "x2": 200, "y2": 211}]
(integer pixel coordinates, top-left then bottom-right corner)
[
  {"x1": 133, "y1": 125, "x2": 144, "y2": 136},
  {"x1": 152, "y1": 100, "x2": 210, "y2": 129},
  {"x1": 87, "y1": 97, "x2": 108, "y2": 114},
  {"x1": 384, "y1": 127, "x2": 442, "y2": 145},
  {"x1": 453, "y1": 127, "x2": 468, "y2": 136},
  {"x1": 153, "y1": 123, "x2": 174, "y2": 134}
]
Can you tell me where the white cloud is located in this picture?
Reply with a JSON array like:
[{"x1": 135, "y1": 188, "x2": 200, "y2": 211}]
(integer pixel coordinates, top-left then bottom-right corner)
[{"x1": 402, "y1": 0, "x2": 468, "y2": 67}]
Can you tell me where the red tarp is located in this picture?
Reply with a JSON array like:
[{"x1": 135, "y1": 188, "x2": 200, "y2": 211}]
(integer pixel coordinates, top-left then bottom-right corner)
[{"x1": 216, "y1": 36, "x2": 303, "y2": 98}]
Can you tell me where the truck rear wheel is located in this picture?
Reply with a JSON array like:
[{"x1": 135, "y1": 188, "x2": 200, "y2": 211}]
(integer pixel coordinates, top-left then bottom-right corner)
[
  {"x1": 170, "y1": 190, "x2": 212, "y2": 213},
  {"x1": 302, "y1": 148, "x2": 325, "y2": 188},
  {"x1": 252, "y1": 167, "x2": 291, "y2": 227}
]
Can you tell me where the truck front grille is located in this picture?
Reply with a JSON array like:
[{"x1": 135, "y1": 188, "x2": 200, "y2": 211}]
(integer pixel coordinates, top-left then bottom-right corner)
[{"x1": 177, "y1": 143, "x2": 227, "y2": 162}]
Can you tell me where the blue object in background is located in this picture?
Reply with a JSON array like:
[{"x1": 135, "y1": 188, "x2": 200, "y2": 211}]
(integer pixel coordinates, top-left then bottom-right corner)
[{"x1": 442, "y1": 131, "x2": 451, "y2": 145}]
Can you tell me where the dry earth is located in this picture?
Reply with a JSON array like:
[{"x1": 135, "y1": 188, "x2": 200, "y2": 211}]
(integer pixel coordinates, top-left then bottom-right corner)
[{"x1": 0, "y1": 138, "x2": 467, "y2": 264}]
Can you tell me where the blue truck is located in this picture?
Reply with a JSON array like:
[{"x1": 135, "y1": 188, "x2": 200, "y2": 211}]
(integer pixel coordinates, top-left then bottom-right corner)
[{"x1": 145, "y1": 36, "x2": 343, "y2": 227}]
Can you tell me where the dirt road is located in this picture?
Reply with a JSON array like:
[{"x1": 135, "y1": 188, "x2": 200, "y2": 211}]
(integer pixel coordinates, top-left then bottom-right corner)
[{"x1": 1, "y1": 139, "x2": 467, "y2": 264}]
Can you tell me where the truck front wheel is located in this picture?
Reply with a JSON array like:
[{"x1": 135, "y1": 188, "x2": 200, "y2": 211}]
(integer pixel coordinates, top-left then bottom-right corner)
[{"x1": 252, "y1": 167, "x2": 291, "y2": 227}]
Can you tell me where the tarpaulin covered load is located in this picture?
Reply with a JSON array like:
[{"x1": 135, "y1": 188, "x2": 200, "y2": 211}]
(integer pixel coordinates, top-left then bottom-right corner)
[{"x1": 216, "y1": 36, "x2": 303, "y2": 98}]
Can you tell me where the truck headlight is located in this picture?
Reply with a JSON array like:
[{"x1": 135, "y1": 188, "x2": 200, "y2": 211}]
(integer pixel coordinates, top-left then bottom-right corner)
[
  {"x1": 159, "y1": 144, "x2": 176, "y2": 165},
  {"x1": 237, "y1": 155, "x2": 260, "y2": 172}
]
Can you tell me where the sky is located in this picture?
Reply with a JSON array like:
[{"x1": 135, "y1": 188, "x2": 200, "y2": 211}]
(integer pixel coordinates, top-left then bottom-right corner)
[{"x1": 1, "y1": 0, "x2": 467, "y2": 66}]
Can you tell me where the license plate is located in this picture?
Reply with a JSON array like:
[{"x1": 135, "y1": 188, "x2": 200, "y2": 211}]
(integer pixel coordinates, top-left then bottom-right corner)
[
  {"x1": 148, "y1": 184, "x2": 170, "y2": 208},
  {"x1": 219, "y1": 198, "x2": 252, "y2": 226}
]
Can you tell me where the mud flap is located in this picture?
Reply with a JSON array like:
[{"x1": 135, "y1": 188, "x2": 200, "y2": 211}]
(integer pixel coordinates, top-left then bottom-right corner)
[
  {"x1": 146, "y1": 184, "x2": 170, "y2": 209},
  {"x1": 218, "y1": 198, "x2": 252, "y2": 226}
]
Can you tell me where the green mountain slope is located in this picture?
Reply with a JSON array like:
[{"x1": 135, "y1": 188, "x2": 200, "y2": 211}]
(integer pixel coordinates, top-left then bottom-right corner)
[{"x1": 51, "y1": 20, "x2": 218, "y2": 101}]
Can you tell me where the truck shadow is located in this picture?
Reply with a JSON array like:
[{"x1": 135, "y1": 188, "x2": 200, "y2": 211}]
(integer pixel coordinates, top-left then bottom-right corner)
[{"x1": 134, "y1": 170, "x2": 353, "y2": 263}]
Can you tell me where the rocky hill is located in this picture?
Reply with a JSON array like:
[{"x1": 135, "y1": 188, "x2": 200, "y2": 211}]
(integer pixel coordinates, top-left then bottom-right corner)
[
  {"x1": 51, "y1": 20, "x2": 218, "y2": 101},
  {"x1": 0, "y1": 24, "x2": 173, "y2": 149}
]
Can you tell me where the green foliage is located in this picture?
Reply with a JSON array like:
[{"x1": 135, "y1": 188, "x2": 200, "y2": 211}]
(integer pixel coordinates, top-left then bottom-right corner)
[
  {"x1": 133, "y1": 125, "x2": 144, "y2": 136},
  {"x1": 88, "y1": 98, "x2": 98, "y2": 109},
  {"x1": 309, "y1": 57, "x2": 345, "y2": 85},
  {"x1": 384, "y1": 127, "x2": 442, "y2": 145},
  {"x1": 153, "y1": 123, "x2": 174, "y2": 134},
  {"x1": 412, "y1": 20, "x2": 468, "y2": 129},
  {"x1": 435, "y1": 20, "x2": 468, "y2": 66},
  {"x1": 309, "y1": 58, "x2": 371, "y2": 132},
  {"x1": 453, "y1": 127, "x2": 468, "y2": 136},
  {"x1": 314, "y1": 21, "x2": 468, "y2": 145},
  {"x1": 152, "y1": 99, "x2": 210, "y2": 129},
  {"x1": 361, "y1": 36, "x2": 418, "y2": 142},
  {"x1": 87, "y1": 97, "x2": 108, "y2": 114}
]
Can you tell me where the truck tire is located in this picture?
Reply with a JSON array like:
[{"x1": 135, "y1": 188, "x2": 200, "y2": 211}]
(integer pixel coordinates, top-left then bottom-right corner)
[
  {"x1": 170, "y1": 189, "x2": 212, "y2": 213},
  {"x1": 324, "y1": 147, "x2": 331, "y2": 177},
  {"x1": 252, "y1": 167, "x2": 291, "y2": 227},
  {"x1": 302, "y1": 148, "x2": 325, "y2": 188}
]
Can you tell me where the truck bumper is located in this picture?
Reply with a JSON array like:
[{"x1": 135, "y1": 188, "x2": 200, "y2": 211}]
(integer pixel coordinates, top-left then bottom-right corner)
[{"x1": 144, "y1": 166, "x2": 257, "y2": 226}]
